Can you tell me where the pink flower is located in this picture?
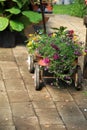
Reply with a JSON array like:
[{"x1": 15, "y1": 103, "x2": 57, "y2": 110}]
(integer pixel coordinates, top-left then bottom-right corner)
[
  {"x1": 85, "y1": 50, "x2": 87, "y2": 53},
  {"x1": 53, "y1": 53, "x2": 60, "y2": 60},
  {"x1": 43, "y1": 57, "x2": 50, "y2": 64}
]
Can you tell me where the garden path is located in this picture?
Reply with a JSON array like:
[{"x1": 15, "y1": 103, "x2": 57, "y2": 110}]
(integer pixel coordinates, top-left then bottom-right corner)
[{"x1": 0, "y1": 15, "x2": 87, "y2": 130}]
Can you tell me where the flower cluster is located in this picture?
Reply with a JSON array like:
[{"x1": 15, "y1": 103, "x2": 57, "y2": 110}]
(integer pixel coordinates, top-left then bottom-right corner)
[
  {"x1": 26, "y1": 26, "x2": 86, "y2": 83},
  {"x1": 38, "y1": 26, "x2": 84, "y2": 82},
  {"x1": 26, "y1": 33, "x2": 41, "y2": 54}
]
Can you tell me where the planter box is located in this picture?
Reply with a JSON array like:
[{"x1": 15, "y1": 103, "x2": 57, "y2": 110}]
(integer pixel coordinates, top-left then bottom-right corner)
[{"x1": 0, "y1": 30, "x2": 15, "y2": 48}]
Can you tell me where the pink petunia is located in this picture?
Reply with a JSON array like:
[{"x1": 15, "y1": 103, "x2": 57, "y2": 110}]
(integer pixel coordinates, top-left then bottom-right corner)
[
  {"x1": 53, "y1": 53, "x2": 60, "y2": 60},
  {"x1": 43, "y1": 57, "x2": 50, "y2": 64},
  {"x1": 85, "y1": 50, "x2": 87, "y2": 53}
]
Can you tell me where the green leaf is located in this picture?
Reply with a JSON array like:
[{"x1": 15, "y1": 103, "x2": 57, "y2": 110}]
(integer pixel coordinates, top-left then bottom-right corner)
[
  {"x1": 0, "y1": 0, "x2": 6, "y2": 1},
  {"x1": 18, "y1": 15, "x2": 31, "y2": 28},
  {"x1": 22, "y1": 11, "x2": 42, "y2": 23},
  {"x1": 0, "y1": 17, "x2": 9, "y2": 31},
  {"x1": 10, "y1": 20, "x2": 24, "y2": 31},
  {"x1": 5, "y1": 7, "x2": 21, "y2": 14},
  {"x1": 12, "y1": 0, "x2": 23, "y2": 8},
  {"x1": 0, "y1": 8, "x2": 3, "y2": 14}
]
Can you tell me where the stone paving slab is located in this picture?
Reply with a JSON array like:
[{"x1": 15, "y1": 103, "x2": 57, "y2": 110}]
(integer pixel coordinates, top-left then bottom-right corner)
[
  {"x1": 32, "y1": 100, "x2": 55, "y2": 109},
  {"x1": 13, "y1": 116, "x2": 41, "y2": 130},
  {"x1": 11, "y1": 102, "x2": 35, "y2": 118},
  {"x1": 0, "y1": 108, "x2": 13, "y2": 125},
  {"x1": 4, "y1": 78, "x2": 26, "y2": 91},
  {"x1": 0, "y1": 126, "x2": 16, "y2": 130},
  {"x1": 0, "y1": 80, "x2": 5, "y2": 91},
  {"x1": 2, "y1": 67, "x2": 21, "y2": 80},
  {"x1": 0, "y1": 48, "x2": 15, "y2": 61},
  {"x1": 7, "y1": 90, "x2": 30, "y2": 103},
  {"x1": 56, "y1": 101, "x2": 87, "y2": 130},
  {"x1": 35, "y1": 108, "x2": 63, "y2": 125},
  {"x1": 0, "y1": 61, "x2": 17, "y2": 69},
  {"x1": 41, "y1": 124, "x2": 66, "y2": 130},
  {"x1": 19, "y1": 66, "x2": 32, "y2": 79},
  {"x1": 46, "y1": 85, "x2": 73, "y2": 102},
  {"x1": 0, "y1": 92, "x2": 9, "y2": 108}
]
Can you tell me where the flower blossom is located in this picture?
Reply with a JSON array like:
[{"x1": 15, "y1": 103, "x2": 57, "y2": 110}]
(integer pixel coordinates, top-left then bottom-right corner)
[
  {"x1": 53, "y1": 53, "x2": 60, "y2": 60},
  {"x1": 85, "y1": 50, "x2": 87, "y2": 53},
  {"x1": 68, "y1": 30, "x2": 74, "y2": 35},
  {"x1": 27, "y1": 41, "x2": 32, "y2": 46},
  {"x1": 67, "y1": 30, "x2": 74, "y2": 38},
  {"x1": 43, "y1": 57, "x2": 50, "y2": 64},
  {"x1": 83, "y1": 50, "x2": 87, "y2": 55},
  {"x1": 74, "y1": 50, "x2": 82, "y2": 56},
  {"x1": 51, "y1": 43, "x2": 60, "y2": 50}
]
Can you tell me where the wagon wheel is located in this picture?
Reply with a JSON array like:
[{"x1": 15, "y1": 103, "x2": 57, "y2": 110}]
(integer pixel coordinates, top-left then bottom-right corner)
[
  {"x1": 34, "y1": 64, "x2": 42, "y2": 90},
  {"x1": 28, "y1": 55, "x2": 34, "y2": 73},
  {"x1": 74, "y1": 65, "x2": 83, "y2": 90}
]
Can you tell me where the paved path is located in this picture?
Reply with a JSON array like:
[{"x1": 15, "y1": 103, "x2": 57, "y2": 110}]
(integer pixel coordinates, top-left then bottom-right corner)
[{"x1": 0, "y1": 15, "x2": 87, "y2": 130}]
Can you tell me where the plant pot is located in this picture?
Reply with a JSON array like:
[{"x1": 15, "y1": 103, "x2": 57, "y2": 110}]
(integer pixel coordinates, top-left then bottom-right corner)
[
  {"x1": 32, "y1": 5, "x2": 39, "y2": 11},
  {"x1": 0, "y1": 30, "x2": 16, "y2": 48}
]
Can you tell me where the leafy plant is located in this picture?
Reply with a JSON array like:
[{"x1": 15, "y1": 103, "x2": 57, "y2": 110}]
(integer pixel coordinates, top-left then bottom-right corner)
[
  {"x1": 70, "y1": 0, "x2": 86, "y2": 17},
  {"x1": 0, "y1": 0, "x2": 42, "y2": 32},
  {"x1": 53, "y1": 1, "x2": 87, "y2": 18}
]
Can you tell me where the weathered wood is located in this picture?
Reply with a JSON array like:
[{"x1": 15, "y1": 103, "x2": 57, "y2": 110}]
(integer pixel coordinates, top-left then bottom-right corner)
[{"x1": 40, "y1": 0, "x2": 46, "y2": 34}]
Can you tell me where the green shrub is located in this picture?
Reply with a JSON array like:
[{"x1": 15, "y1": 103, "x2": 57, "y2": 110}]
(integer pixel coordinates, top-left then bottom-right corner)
[
  {"x1": 0, "y1": 0, "x2": 42, "y2": 32},
  {"x1": 70, "y1": 0, "x2": 86, "y2": 17},
  {"x1": 53, "y1": 0, "x2": 87, "y2": 18}
]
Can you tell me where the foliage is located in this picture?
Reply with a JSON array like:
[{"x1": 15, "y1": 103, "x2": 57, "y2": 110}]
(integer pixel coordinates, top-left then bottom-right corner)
[
  {"x1": 70, "y1": 0, "x2": 86, "y2": 17},
  {"x1": 0, "y1": 0, "x2": 42, "y2": 32},
  {"x1": 53, "y1": 4, "x2": 72, "y2": 15},
  {"x1": 26, "y1": 26, "x2": 85, "y2": 84},
  {"x1": 53, "y1": 0, "x2": 87, "y2": 18}
]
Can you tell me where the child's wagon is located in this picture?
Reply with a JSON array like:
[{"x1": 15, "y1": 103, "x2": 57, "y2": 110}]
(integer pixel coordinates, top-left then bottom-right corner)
[
  {"x1": 34, "y1": 56, "x2": 83, "y2": 91},
  {"x1": 26, "y1": 26, "x2": 84, "y2": 91}
]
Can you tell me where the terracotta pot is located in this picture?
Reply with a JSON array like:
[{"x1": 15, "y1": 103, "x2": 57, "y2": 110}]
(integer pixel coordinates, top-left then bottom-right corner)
[{"x1": 32, "y1": 5, "x2": 39, "y2": 11}]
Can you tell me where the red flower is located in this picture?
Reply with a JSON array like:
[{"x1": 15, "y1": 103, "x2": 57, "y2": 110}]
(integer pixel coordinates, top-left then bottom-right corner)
[{"x1": 67, "y1": 30, "x2": 74, "y2": 38}]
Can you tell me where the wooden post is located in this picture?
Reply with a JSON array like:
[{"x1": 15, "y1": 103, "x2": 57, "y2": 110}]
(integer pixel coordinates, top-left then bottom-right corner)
[
  {"x1": 83, "y1": 15, "x2": 87, "y2": 78},
  {"x1": 40, "y1": 0, "x2": 46, "y2": 34}
]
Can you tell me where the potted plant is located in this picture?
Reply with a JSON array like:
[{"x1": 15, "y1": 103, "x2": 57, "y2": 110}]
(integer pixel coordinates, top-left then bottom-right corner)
[
  {"x1": 26, "y1": 26, "x2": 86, "y2": 86},
  {"x1": 0, "y1": 0, "x2": 42, "y2": 47}
]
